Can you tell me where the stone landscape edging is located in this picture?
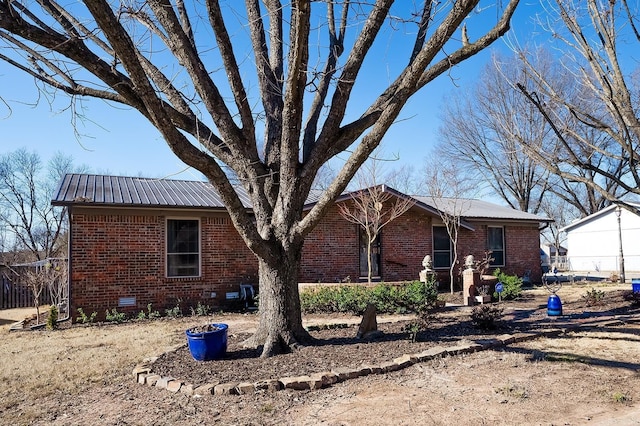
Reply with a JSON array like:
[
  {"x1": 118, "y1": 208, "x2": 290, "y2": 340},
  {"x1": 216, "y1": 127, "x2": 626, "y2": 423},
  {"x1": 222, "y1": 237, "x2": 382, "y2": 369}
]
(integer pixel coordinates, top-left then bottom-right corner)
[{"x1": 133, "y1": 315, "x2": 639, "y2": 397}]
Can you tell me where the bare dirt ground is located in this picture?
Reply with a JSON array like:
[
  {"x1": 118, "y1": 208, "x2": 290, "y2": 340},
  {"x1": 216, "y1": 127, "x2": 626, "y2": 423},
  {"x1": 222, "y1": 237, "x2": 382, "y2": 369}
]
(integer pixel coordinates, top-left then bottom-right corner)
[{"x1": 1, "y1": 282, "x2": 640, "y2": 426}]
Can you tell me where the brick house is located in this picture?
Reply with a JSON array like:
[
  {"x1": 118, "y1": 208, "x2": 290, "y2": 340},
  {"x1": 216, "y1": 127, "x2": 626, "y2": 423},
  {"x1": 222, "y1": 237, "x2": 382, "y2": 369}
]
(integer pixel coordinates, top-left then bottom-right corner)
[{"x1": 52, "y1": 174, "x2": 550, "y2": 319}]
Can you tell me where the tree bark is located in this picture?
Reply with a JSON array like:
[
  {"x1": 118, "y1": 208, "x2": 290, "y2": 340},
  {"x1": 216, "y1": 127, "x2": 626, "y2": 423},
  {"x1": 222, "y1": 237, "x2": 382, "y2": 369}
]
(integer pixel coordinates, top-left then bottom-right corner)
[
  {"x1": 0, "y1": 0, "x2": 520, "y2": 357},
  {"x1": 243, "y1": 243, "x2": 312, "y2": 358}
]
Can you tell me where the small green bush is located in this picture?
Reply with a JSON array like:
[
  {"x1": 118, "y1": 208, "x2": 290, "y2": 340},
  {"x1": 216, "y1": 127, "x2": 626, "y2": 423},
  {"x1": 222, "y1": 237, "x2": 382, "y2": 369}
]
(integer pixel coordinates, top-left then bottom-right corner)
[
  {"x1": 46, "y1": 305, "x2": 58, "y2": 330},
  {"x1": 493, "y1": 269, "x2": 522, "y2": 300},
  {"x1": 105, "y1": 308, "x2": 127, "y2": 323},
  {"x1": 612, "y1": 391, "x2": 630, "y2": 404},
  {"x1": 76, "y1": 308, "x2": 97, "y2": 324},
  {"x1": 138, "y1": 303, "x2": 162, "y2": 320},
  {"x1": 191, "y1": 301, "x2": 211, "y2": 316},
  {"x1": 165, "y1": 299, "x2": 183, "y2": 317},
  {"x1": 147, "y1": 303, "x2": 161, "y2": 319},
  {"x1": 582, "y1": 287, "x2": 605, "y2": 307}
]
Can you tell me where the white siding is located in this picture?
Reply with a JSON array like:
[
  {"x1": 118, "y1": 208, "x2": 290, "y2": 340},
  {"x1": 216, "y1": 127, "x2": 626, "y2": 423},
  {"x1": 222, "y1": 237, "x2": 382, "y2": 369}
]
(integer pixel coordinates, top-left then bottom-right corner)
[{"x1": 565, "y1": 208, "x2": 640, "y2": 273}]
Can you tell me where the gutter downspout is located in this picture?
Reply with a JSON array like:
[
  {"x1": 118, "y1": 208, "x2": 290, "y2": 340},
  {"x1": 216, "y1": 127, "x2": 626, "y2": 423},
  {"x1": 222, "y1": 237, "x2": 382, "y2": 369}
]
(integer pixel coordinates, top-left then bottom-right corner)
[{"x1": 59, "y1": 206, "x2": 72, "y2": 322}]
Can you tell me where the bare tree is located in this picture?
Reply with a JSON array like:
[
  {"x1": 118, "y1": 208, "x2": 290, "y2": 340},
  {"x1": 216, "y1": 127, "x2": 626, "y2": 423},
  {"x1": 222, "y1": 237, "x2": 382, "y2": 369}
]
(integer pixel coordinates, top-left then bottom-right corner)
[
  {"x1": 0, "y1": 150, "x2": 81, "y2": 261},
  {"x1": 47, "y1": 259, "x2": 68, "y2": 313},
  {"x1": 437, "y1": 51, "x2": 555, "y2": 214},
  {"x1": 338, "y1": 162, "x2": 415, "y2": 283},
  {"x1": 423, "y1": 159, "x2": 475, "y2": 293},
  {"x1": 19, "y1": 259, "x2": 66, "y2": 324},
  {"x1": 22, "y1": 264, "x2": 46, "y2": 324},
  {"x1": 538, "y1": 196, "x2": 574, "y2": 267},
  {"x1": 0, "y1": 0, "x2": 519, "y2": 356},
  {"x1": 513, "y1": 0, "x2": 639, "y2": 211}
]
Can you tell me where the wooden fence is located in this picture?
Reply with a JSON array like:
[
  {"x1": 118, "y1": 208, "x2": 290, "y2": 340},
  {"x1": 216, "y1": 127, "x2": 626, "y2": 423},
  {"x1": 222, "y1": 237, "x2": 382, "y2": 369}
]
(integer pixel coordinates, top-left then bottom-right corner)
[{"x1": 1, "y1": 276, "x2": 53, "y2": 310}]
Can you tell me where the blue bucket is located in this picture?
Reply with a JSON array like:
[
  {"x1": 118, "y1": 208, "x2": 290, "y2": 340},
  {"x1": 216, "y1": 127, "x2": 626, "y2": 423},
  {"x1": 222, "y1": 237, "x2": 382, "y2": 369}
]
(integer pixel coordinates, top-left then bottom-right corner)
[
  {"x1": 547, "y1": 294, "x2": 562, "y2": 316},
  {"x1": 185, "y1": 323, "x2": 228, "y2": 361},
  {"x1": 632, "y1": 279, "x2": 640, "y2": 294}
]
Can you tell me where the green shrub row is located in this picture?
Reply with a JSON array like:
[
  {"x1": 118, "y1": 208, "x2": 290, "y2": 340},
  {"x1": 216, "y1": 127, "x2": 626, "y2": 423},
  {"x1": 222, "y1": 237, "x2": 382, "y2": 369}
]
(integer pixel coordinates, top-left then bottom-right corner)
[{"x1": 300, "y1": 280, "x2": 440, "y2": 315}]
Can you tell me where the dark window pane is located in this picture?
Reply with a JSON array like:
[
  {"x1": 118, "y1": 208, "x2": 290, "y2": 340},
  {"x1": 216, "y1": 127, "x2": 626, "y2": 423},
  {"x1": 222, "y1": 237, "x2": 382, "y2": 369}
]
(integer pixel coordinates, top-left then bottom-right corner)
[
  {"x1": 168, "y1": 220, "x2": 199, "y2": 253},
  {"x1": 488, "y1": 227, "x2": 504, "y2": 266},
  {"x1": 488, "y1": 227, "x2": 503, "y2": 250},
  {"x1": 433, "y1": 252, "x2": 451, "y2": 268},
  {"x1": 433, "y1": 226, "x2": 451, "y2": 268},
  {"x1": 167, "y1": 219, "x2": 199, "y2": 277},
  {"x1": 433, "y1": 227, "x2": 451, "y2": 250},
  {"x1": 491, "y1": 251, "x2": 504, "y2": 266},
  {"x1": 167, "y1": 253, "x2": 199, "y2": 276}
]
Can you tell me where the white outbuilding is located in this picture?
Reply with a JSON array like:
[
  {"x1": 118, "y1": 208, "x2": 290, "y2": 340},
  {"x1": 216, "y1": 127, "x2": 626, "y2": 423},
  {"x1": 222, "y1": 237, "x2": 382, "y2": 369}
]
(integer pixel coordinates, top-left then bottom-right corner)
[{"x1": 561, "y1": 204, "x2": 640, "y2": 277}]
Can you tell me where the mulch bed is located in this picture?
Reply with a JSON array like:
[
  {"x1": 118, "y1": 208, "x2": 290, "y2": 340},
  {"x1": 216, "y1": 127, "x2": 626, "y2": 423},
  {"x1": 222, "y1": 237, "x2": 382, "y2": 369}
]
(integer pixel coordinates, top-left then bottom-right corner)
[{"x1": 150, "y1": 290, "x2": 640, "y2": 387}]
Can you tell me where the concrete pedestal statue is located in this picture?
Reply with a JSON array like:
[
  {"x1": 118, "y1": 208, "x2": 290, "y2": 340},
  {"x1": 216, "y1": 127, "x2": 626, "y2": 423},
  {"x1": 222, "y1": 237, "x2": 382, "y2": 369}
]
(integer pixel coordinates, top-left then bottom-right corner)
[
  {"x1": 462, "y1": 255, "x2": 479, "y2": 306},
  {"x1": 419, "y1": 255, "x2": 435, "y2": 283}
]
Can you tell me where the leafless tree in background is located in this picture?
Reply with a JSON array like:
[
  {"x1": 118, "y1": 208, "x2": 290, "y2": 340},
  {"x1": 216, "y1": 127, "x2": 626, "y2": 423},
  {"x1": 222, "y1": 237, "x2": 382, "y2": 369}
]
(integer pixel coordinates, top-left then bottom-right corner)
[
  {"x1": 514, "y1": 0, "x2": 638, "y2": 211},
  {"x1": 539, "y1": 196, "x2": 577, "y2": 269},
  {"x1": 0, "y1": 150, "x2": 81, "y2": 261},
  {"x1": 0, "y1": 0, "x2": 519, "y2": 356},
  {"x1": 437, "y1": 51, "x2": 555, "y2": 214},
  {"x1": 423, "y1": 159, "x2": 476, "y2": 294},
  {"x1": 338, "y1": 161, "x2": 415, "y2": 284}
]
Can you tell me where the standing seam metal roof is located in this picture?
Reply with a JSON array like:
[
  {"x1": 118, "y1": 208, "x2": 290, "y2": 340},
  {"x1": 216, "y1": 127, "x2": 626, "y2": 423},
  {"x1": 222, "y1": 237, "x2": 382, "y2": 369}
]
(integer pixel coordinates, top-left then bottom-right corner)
[
  {"x1": 52, "y1": 174, "x2": 551, "y2": 223},
  {"x1": 52, "y1": 174, "x2": 251, "y2": 209}
]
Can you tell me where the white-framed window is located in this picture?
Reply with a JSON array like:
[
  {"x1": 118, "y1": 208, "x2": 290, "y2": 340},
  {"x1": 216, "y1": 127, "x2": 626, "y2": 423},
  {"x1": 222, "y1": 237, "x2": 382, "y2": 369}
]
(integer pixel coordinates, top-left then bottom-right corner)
[
  {"x1": 166, "y1": 218, "x2": 200, "y2": 277},
  {"x1": 432, "y1": 226, "x2": 452, "y2": 268},
  {"x1": 488, "y1": 226, "x2": 505, "y2": 267}
]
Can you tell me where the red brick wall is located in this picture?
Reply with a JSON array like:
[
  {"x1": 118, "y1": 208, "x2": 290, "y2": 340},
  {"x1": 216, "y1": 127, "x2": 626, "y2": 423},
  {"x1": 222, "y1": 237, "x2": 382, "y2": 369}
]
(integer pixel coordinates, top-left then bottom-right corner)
[
  {"x1": 300, "y1": 205, "x2": 431, "y2": 283},
  {"x1": 300, "y1": 206, "x2": 360, "y2": 282},
  {"x1": 69, "y1": 208, "x2": 257, "y2": 320},
  {"x1": 451, "y1": 223, "x2": 542, "y2": 283},
  {"x1": 380, "y1": 209, "x2": 431, "y2": 282},
  {"x1": 68, "y1": 206, "x2": 542, "y2": 318}
]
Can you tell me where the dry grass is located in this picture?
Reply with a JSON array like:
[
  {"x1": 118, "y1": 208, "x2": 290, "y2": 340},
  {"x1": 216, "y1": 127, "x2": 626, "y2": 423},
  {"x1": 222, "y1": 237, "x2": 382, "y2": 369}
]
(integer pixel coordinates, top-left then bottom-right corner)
[
  {"x1": 1, "y1": 283, "x2": 639, "y2": 425},
  {"x1": 0, "y1": 316, "x2": 192, "y2": 416}
]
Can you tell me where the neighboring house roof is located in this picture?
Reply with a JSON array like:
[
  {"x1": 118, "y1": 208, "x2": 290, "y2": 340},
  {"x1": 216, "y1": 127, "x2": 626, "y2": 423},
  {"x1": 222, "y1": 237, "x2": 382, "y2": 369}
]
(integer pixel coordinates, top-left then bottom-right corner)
[
  {"x1": 560, "y1": 203, "x2": 640, "y2": 233},
  {"x1": 52, "y1": 174, "x2": 252, "y2": 209},
  {"x1": 52, "y1": 174, "x2": 551, "y2": 225}
]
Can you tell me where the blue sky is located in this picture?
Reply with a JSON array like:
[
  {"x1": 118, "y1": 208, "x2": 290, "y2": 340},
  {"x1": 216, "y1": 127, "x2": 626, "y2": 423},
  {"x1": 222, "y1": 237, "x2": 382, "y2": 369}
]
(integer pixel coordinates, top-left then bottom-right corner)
[{"x1": 0, "y1": 2, "x2": 541, "y2": 181}]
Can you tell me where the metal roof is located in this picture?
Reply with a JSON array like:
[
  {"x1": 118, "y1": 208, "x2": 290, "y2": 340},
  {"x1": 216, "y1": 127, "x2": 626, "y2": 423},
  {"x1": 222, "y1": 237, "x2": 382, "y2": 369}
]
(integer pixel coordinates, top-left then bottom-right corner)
[
  {"x1": 560, "y1": 202, "x2": 640, "y2": 232},
  {"x1": 52, "y1": 174, "x2": 251, "y2": 209},
  {"x1": 413, "y1": 196, "x2": 551, "y2": 222},
  {"x1": 52, "y1": 174, "x2": 551, "y2": 223}
]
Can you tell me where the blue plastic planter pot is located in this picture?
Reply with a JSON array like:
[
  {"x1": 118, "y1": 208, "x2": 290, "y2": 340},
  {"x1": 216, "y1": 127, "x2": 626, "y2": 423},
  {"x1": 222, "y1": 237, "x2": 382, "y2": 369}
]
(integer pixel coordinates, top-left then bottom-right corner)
[
  {"x1": 547, "y1": 294, "x2": 562, "y2": 316},
  {"x1": 185, "y1": 323, "x2": 228, "y2": 361}
]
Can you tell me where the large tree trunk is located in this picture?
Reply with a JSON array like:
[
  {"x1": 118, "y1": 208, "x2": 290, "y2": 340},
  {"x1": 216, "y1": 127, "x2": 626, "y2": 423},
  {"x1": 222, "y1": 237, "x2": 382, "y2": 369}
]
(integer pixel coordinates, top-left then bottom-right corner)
[{"x1": 243, "y1": 243, "x2": 312, "y2": 358}]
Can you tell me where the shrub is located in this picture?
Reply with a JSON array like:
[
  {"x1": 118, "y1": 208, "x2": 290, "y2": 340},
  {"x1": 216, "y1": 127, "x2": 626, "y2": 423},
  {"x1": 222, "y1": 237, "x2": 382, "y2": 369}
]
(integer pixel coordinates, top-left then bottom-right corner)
[
  {"x1": 612, "y1": 391, "x2": 630, "y2": 404},
  {"x1": 105, "y1": 308, "x2": 127, "y2": 323},
  {"x1": 165, "y1": 299, "x2": 183, "y2": 317},
  {"x1": 471, "y1": 304, "x2": 504, "y2": 330},
  {"x1": 46, "y1": 305, "x2": 58, "y2": 330},
  {"x1": 334, "y1": 286, "x2": 371, "y2": 314},
  {"x1": 76, "y1": 308, "x2": 97, "y2": 324},
  {"x1": 582, "y1": 288, "x2": 605, "y2": 307},
  {"x1": 147, "y1": 303, "x2": 161, "y2": 319},
  {"x1": 300, "y1": 280, "x2": 439, "y2": 315},
  {"x1": 191, "y1": 301, "x2": 211, "y2": 316},
  {"x1": 493, "y1": 269, "x2": 522, "y2": 300},
  {"x1": 401, "y1": 280, "x2": 439, "y2": 313}
]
